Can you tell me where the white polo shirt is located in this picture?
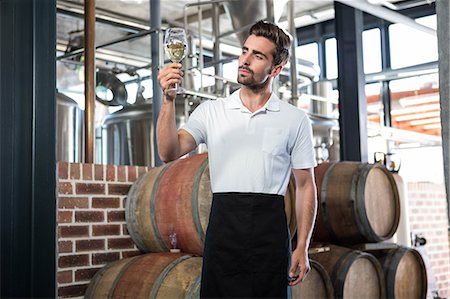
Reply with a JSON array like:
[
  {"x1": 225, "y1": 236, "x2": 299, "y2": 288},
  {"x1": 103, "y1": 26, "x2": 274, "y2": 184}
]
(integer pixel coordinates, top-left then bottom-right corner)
[{"x1": 181, "y1": 89, "x2": 316, "y2": 196}]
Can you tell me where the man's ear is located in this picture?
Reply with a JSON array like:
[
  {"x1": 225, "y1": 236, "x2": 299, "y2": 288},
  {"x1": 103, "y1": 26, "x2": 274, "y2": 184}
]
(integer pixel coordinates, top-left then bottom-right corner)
[{"x1": 270, "y1": 64, "x2": 283, "y2": 78}]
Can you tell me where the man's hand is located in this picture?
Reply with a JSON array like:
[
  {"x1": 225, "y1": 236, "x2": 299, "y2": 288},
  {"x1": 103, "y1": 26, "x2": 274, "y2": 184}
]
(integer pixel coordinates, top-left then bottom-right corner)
[
  {"x1": 157, "y1": 63, "x2": 183, "y2": 101},
  {"x1": 288, "y1": 248, "x2": 310, "y2": 286}
]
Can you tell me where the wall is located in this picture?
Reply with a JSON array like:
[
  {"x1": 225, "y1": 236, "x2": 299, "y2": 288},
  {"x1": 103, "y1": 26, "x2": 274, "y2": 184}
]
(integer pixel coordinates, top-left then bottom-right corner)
[
  {"x1": 57, "y1": 162, "x2": 148, "y2": 298},
  {"x1": 407, "y1": 182, "x2": 450, "y2": 298}
]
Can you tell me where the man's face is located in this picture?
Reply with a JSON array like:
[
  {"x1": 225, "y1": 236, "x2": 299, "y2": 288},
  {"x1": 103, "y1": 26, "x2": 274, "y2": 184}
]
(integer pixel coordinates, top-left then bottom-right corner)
[{"x1": 237, "y1": 35, "x2": 278, "y2": 87}]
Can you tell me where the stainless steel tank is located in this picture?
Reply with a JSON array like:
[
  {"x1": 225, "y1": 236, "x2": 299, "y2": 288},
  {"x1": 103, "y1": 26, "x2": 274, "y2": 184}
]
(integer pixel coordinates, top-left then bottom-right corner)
[
  {"x1": 100, "y1": 99, "x2": 186, "y2": 166},
  {"x1": 56, "y1": 92, "x2": 84, "y2": 162},
  {"x1": 223, "y1": 0, "x2": 288, "y2": 45},
  {"x1": 308, "y1": 81, "x2": 340, "y2": 162}
]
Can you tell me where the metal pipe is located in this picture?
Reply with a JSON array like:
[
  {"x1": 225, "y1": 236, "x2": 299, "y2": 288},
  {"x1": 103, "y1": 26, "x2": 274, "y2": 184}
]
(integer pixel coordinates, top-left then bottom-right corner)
[
  {"x1": 84, "y1": 0, "x2": 96, "y2": 163},
  {"x1": 212, "y1": 2, "x2": 223, "y2": 93},
  {"x1": 183, "y1": 89, "x2": 220, "y2": 100},
  {"x1": 57, "y1": 29, "x2": 157, "y2": 60},
  {"x1": 58, "y1": 0, "x2": 150, "y2": 31},
  {"x1": 336, "y1": 0, "x2": 436, "y2": 36},
  {"x1": 288, "y1": 0, "x2": 298, "y2": 104},
  {"x1": 150, "y1": 0, "x2": 162, "y2": 167},
  {"x1": 198, "y1": 5, "x2": 204, "y2": 89}
]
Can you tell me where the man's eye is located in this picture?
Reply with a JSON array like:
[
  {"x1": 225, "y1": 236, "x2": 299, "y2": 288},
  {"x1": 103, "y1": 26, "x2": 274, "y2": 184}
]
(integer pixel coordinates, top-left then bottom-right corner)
[{"x1": 256, "y1": 55, "x2": 263, "y2": 60}]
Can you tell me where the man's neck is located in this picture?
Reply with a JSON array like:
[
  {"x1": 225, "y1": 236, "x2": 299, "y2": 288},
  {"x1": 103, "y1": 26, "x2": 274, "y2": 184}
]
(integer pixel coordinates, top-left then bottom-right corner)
[{"x1": 239, "y1": 86, "x2": 272, "y2": 113}]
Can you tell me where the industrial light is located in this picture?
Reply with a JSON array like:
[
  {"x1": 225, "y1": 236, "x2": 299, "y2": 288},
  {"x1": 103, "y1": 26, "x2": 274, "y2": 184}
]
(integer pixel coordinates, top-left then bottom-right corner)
[
  {"x1": 409, "y1": 117, "x2": 441, "y2": 126},
  {"x1": 423, "y1": 123, "x2": 442, "y2": 130},
  {"x1": 391, "y1": 103, "x2": 440, "y2": 115},
  {"x1": 394, "y1": 111, "x2": 441, "y2": 122},
  {"x1": 399, "y1": 93, "x2": 439, "y2": 107}
]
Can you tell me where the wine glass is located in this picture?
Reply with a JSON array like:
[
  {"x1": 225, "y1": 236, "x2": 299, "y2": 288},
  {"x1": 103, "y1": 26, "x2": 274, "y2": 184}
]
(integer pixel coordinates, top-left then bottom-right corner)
[{"x1": 164, "y1": 27, "x2": 188, "y2": 93}]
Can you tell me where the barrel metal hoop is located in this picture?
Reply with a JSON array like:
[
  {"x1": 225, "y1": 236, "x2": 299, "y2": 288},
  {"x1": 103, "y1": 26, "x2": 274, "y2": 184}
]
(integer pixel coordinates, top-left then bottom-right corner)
[
  {"x1": 191, "y1": 158, "x2": 209, "y2": 242},
  {"x1": 384, "y1": 248, "x2": 406, "y2": 298},
  {"x1": 361, "y1": 251, "x2": 387, "y2": 299},
  {"x1": 354, "y1": 163, "x2": 380, "y2": 242},
  {"x1": 150, "y1": 164, "x2": 173, "y2": 252},
  {"x1": 148, "y1": 255, "x2": 192, "y2": 299},
  {"x1": 126, "y1": 172, "x2": 150, "y2": 252},
  {"x1": 185, "y1": 274, "x2": 202, "y2": 299},
  {"x1": 84, "y1": 257, "x2": 125, "y2": 299},
  {"x1": 107, "y1": 256, "x2": 142, "y2": 299},
  {"x1": 330, "y1": 251, "x2": 357, "y2": 298},
  {"x1": 320, "y1": 163, "x2": 340, "y2": 242}
]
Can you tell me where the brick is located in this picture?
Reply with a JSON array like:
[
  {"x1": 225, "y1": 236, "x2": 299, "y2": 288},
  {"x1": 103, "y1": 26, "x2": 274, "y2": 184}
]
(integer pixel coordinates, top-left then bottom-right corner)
[
  {"x1": 92, "y1": 224, "x2": 121, "y2": 236},
  {"x1": 92, "y1": 252, "x2": 120, "y2": 265},
  {"x1": 108, "y1": 238, "x2": 134, "y2": 249},
  {"x1": 108, "y1": 184, "x2": 131, "y2": 195},
  {"x1": 57, "y1": 284, "x2": 88, "y2": 298},
  {"x1": 59, "y1": 197, "x2": 89, "y2": 209},
  {"x1": 117, "y1": 166, "x2": 126, "y2": 182},
  {"x1": 57, "y1": 270, "x2": 73, "y2": 284},
  {"x1": 69, "y1": 163, "x2": 81, "y2": 180},
  {"x1": 58, "y1": 254, "x2": 89, "y2": 268},
  {"x1": 75, "y1": 267, "x2": 102, "y2": 282},
  {"x1": 108, "y1": 211, "x2": 125, "y2": 222},
  {"x1": 123, "y1": 197, "x2": 127, "y2": 209},
  {"x1": 75, "y1": 211, "x2": 104, "y2": 223},
  {"x1": 106, "y1": 165, "x2": 116, "y2": 181},
  {"x1": 122, "y1": 224, "x2": 129, "y2": 235},
  {"x1": 59, "y1": 226, "x2": 89, "y2": 238},
  {"x1": 76, "y1": 239, "x2": 105, "y2": 251},
  {"x1": 82, "y1": 164, "x2": 93, "y2": 180},
  {"x1": 76, "y1": 183, "x2": 105, "y2": 194},
  {"x1": 127, "y1": 166, "x2": 137, "y2": 182},
  {"x1": 58, "y1": 162, "x2": 69, "y2": 179},
  {"x1": 58, "y1": 241, "x2": 73, "y2": 253},
  {"x1": 92, "y1": 197, "x2": 120, "y2": 209},
  {"x1": 122, "y1": 250, "x2": 141, "y2": 258},
  {"x1": 58, "y1": 211, "x2": 73, "y2": 223},
  {"x1": 94, "y1": 164, "x2": 104, "y2": 181},
  {"x1": 59, "y1": 182, "x2": 73, "y2": 195}
]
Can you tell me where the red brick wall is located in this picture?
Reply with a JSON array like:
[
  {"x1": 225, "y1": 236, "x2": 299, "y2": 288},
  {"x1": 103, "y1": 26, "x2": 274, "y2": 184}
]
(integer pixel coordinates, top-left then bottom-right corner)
[
  {"x1": 407, "y1": 182, "x2": 450, "y2": 298},
  {"x1": 57, "y1": 162, "x2": 148, "y2": 298}
]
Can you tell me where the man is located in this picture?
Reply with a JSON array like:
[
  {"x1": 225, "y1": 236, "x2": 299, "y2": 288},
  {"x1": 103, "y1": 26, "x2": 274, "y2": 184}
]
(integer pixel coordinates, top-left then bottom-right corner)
[{"x1": 157, "y1": 20, "x2": 317, "y2": 299}]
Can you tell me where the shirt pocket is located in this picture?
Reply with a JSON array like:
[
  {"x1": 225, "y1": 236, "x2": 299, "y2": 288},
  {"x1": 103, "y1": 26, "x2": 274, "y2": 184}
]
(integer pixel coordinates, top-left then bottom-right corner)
[{"x1": 262, "y1": 128, "x2": 289, "y2": 155}]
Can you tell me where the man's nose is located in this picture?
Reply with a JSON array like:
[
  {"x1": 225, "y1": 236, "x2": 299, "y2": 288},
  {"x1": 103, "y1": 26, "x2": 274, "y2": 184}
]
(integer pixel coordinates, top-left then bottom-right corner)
[{"x1": 240, "y1": 53, "x2": 251, "y2": 65}]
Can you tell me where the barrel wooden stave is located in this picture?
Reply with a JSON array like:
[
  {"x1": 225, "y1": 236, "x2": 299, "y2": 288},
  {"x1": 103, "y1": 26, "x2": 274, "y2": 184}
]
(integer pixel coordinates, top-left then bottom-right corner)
[
  {"x1": 85, "y1": 253, "x2": 202, "y2": 299},
  {"x1": 291, "y1": 260, "x2": 334, "y2": 299},
  {"x1": 310, "y1": 245, "x2": 386, "y2": 299},
  {"x1": 126, "y1": 153, "x2": 297, "y2": 255},
  {"x1": 370, "y1": 246, "x2": 427, "y2": 299},
  {"x1": 313, "y1": 162, "x2": 400, "y2": 244}
]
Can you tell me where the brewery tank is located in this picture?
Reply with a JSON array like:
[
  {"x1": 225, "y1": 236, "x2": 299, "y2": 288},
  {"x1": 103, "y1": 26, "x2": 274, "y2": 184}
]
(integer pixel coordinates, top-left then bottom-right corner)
[
  {"x1": 100, "y1": 100, "x2": 186, "y2": 166},
  {"x1": 56, "y1": 92, "x2": 84, "y2": 162}
]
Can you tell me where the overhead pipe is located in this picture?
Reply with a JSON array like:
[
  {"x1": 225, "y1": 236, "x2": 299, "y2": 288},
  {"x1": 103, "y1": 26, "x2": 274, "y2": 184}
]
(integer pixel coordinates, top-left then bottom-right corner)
[
  {"x1": 57, "y1": 28, "x2": 157, "y2": 60},
  {"x1": 288, "y1": 0, "x2": 298, "y2": 105},
  {"x1": 336, "y1": 0, "x2": 436, "y2": 36},
  {"x1": 84, "y1": 0, "x2": 96, "y2": 163},
  {"x1": 150, "y1": 0, "x2": 162, "y2": 167}
]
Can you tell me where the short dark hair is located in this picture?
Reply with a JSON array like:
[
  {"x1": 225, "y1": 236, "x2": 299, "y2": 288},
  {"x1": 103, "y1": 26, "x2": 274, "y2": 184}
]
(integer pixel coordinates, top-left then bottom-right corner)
[{"x1": 248, "y1": 20, "x2": 291, "y2": 66}]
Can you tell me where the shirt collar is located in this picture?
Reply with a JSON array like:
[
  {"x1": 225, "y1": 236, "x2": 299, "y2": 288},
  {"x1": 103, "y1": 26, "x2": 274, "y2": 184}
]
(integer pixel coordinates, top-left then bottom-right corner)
[{"x1": 225, "y1": 89, "x2": 280, "y2": 112}]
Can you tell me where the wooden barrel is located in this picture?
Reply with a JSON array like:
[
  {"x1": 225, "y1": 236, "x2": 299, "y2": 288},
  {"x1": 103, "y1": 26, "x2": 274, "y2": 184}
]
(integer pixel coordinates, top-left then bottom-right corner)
[
  {"x1": 126, "y1": 153, "x2": 297, "y2": 256},
  {"x1": 291, "y1": 260, "x2": 334, "y2": 298},
  {"x1": 369, "y1": 246, "x2": 427, "y2": 299},
  {"x1": 85, "y1": 253, "x2": 201, "y2": 299},
  {"x1": 310, "y1": 245, "x2": 386, "y2": 299},
  {"x1": 313, "y1": 162, "x2": 400, "y2": 244}
]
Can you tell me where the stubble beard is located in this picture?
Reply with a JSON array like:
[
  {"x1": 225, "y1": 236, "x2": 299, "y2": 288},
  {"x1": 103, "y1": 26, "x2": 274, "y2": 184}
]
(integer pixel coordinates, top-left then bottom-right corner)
[{"x1": 238, "y1": 72, "x2": 271, "y2": 93}]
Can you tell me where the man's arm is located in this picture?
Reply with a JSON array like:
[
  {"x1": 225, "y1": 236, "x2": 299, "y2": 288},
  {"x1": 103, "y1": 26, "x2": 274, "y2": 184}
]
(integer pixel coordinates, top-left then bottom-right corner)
[
  {"x1": 156, "y1": 63, "x2": 197, "y2": 162},
  {"x1": 288, "y1": 167, "x2": 317, "y2": 286}
]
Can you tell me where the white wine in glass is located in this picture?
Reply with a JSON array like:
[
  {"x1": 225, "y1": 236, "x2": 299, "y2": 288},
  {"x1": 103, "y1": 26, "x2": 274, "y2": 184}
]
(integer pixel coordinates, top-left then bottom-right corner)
[{"x1": 164, "y1": 27, "x2": 187, "y2": 93}]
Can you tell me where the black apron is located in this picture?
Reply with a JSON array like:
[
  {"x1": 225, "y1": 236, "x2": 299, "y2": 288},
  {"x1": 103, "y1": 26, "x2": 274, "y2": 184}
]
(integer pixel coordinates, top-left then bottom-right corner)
[{"x1": 200, "y1": 192, "x2": 292, "y2": 299}]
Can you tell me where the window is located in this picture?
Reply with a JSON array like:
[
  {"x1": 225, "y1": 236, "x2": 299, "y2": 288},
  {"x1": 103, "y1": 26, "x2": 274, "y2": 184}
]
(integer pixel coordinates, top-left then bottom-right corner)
[
  {"x1": 389, "y1": 14, "x2": 437, "y2": 69},
  {"x1": 325, "y1": 38, "x2": 337, "y2": 79},
  {"x1": 363, "y1": 28, "x2": 382, "y2": 74},
  {"x1": 296, "y1": 42, "x2": 319, "y2": 66}
]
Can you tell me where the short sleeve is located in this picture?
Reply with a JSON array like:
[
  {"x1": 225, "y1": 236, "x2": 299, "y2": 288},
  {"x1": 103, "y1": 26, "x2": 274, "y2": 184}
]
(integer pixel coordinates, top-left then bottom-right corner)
[
  {"x1": 290, "y1": 115, "x2": 317, "y2": 169},
  {"x1": 180, "y1": 101, "x2": 208, "y2": 146}
]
